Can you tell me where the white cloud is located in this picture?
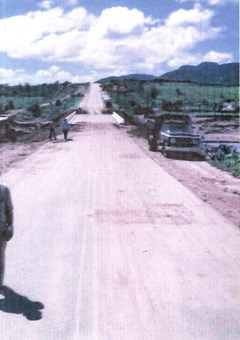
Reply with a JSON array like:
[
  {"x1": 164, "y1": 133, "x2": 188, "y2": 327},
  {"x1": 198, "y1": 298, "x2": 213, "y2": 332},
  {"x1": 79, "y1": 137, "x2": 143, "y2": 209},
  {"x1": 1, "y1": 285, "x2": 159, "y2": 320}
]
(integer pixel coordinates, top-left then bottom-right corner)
[
  {"x1": 67, "y1": 0, "x2": 78, "y2": 6},
  {"x1": 0, "y1": 7, "x2": 95, "y2": 59},
  {"x1": 207, "y1": 0, "x2": 238, "y2": 4},
  {"x1": 176, "y1": 0, "x2": 238, "y2": 4},
  {"x1": 35, "y1": 65, "x2": 74, "y2": 82},
  {"x1": 38, "y1": 0, "x2": 78, "y2": 9},
  {"x1": 94, "y1": 7, "x2": 148, "y2": 36},
  {"x1": 166, "y1": 4, "x2": 214, "y2": 26},
  {"x1": 168, "y1": 51, "x2": 233, "y2": 68},
  {"x1": 0, "y1": 5, "x2": 234, "y2": 84},
  {"x1": 0, "y1": 66, "x2": 90, "y2": 85},
  {"x1": 38, "y1": 1, "x2": 54, "y2": 10},
  {"x1": 0, "y1": 68, "x2": 23, "y2": 85},
  {"x1": 202, "y1": 51, "x2": 233, "y2": 63}
]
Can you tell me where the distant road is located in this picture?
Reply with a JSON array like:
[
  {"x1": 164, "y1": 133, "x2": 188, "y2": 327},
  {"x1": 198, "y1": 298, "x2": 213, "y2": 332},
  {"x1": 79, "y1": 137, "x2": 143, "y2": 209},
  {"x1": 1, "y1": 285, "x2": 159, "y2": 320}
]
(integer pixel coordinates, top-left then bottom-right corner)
[
  {"x1": 0, "y1": 83, "x2": 239, "y2": 339},
  {"x1": 77, "y1": 83, "x2": 104, "y2": 115}
]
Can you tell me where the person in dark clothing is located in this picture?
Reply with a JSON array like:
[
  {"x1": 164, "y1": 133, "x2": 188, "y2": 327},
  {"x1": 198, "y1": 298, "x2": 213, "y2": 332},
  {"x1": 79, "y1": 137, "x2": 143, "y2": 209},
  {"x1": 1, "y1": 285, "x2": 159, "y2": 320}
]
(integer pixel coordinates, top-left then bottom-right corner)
[
  {"x1": 49, "y1": 121, "x2": 57, "y2": 141},
  {"x1": 0, "y1": 184, "x2": 14, "y2": 295},
  {"x1": 61, "y1": 119, "x2": 70, "y2": 141}
]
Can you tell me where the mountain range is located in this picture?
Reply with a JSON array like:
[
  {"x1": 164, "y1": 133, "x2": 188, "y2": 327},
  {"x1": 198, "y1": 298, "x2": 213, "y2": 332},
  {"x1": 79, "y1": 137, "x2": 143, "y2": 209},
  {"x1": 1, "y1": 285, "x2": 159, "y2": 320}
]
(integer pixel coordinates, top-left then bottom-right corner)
[
  {"x1": 98, "y1": 62, "x2": 239, "y2": 86},
  {"x1": 98, "y1": 74, "x2": 156, "y2": 82},
  {"x1": 159, "y1": 62, "x2": 239, "y2": 86}
]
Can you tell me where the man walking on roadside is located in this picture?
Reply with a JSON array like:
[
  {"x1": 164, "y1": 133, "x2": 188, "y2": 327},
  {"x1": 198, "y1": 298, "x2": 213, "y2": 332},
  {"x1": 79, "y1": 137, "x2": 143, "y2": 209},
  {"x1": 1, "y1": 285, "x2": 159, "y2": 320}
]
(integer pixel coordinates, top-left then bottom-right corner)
[
  {"x1": 0, "y1": 184, "x2": 14, "y2": 295},
  {"x1": 61, "y1": 118, "x2": 70, "y2": 141},
  {"x1": 49, "y1": 120, "x2": 57, "y2": 141}
]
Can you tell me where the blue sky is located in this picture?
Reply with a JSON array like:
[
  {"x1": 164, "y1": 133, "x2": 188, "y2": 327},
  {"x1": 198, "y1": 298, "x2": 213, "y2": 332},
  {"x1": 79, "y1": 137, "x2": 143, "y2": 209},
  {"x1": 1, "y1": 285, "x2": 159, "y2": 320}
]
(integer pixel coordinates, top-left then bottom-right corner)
[{"x1": 0, "y1": 0, "x2": 238, "y2": 84}]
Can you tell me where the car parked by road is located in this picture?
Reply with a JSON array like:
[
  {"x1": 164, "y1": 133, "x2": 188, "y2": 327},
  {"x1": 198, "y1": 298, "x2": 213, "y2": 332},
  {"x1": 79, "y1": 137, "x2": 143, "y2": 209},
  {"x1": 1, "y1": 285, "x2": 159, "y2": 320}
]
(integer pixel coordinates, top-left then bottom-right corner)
[{"x1": 147, "y1": 112, "x2": 204, "y2": 159}]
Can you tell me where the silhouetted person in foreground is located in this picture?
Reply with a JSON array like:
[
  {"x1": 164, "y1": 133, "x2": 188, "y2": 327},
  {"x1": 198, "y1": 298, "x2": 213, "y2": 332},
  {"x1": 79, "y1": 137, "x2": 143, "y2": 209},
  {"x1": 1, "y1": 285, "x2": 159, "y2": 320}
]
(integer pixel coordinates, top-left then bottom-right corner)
[
  {"x1": 0, "y1": 286, "x2": 44, "y2": 320},
  {"x1": 0, "y1": 185, "x2": 44, "y2": 321},
  {"x1": 61, "y1": 118, "x2": 70, "y2": 141},
  {"x1": 0, "y1": 184, "x2": 14, "y2": 294}
]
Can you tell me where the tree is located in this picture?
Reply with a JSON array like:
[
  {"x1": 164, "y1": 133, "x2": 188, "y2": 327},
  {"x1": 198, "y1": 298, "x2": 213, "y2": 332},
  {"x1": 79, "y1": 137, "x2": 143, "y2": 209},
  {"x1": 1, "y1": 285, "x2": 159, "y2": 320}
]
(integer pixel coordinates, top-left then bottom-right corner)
[
  {"x1": 0, "y1": 103, "x2": 4, "y2": 114},
  {"x1": 28, "y1": 103, "x2": 41, "y2": 117},
  {"x1": 55, "y1": 99, "x2": 62, "y2": 106},
  {"x1": 5, "y1": 100, "x2": 15, "y2": 111},
  {"x1": 150, "y1": 87, "x2": 158, "y2": 100}
]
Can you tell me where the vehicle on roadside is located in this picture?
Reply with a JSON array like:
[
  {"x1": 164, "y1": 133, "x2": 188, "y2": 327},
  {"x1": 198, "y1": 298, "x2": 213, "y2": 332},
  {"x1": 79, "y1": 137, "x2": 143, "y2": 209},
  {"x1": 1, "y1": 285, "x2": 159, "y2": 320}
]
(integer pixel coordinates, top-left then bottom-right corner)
[
  {"x1": 147, "y1": 112, "x2": 204, "y2": 159},
  {"x1": 102, "y1": 99, "x2": 113, "y2": 114},
  {"x1": 76, "y1": 107, "x2": 88, "y2": 114}
]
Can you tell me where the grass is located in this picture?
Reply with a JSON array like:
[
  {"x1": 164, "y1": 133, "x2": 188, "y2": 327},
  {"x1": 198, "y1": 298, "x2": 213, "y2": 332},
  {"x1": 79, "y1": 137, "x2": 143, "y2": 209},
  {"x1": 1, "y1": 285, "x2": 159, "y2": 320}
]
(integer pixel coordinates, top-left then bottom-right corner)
[
  {"x1": 0, "y1": 82, "x2": 89, "y2": 121},
  {"x1": 208, "y1": 154, "x2": 240, "y2": 178},
  {"x1": 100, "y1": 79, "x2": 239, "y2": 117},
  {"x1": 100, "y1": 78, "x2": 240, "y2": 177}
]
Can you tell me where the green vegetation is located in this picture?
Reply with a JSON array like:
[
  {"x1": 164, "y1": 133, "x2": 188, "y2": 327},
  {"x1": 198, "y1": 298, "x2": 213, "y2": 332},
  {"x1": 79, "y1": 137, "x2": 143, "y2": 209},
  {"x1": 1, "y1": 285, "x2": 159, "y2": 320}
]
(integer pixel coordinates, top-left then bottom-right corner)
[
  {"x1": 209, "y1": 154, "x2": 240, "y2": 178},
  {"x1": 100, "y1": 78, "x2": 239, "y2": 177},
  {"x1": 100, "y1": 78, "x2": 239, "y2": 118},
  {"x1": 0, "y1": 81, "x2": 89, "y2": 120}
]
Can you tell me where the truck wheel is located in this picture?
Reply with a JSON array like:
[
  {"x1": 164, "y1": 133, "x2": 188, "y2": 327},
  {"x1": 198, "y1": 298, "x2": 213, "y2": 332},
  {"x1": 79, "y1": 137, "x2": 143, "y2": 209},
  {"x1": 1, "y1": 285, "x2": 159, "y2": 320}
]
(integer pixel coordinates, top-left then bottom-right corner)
[
  {"x1": 149, "y1": 140, "x2": 157, "y2": 152},
  {"x1": 162, "y1": 143, "x2": 170, "y2": 158}
]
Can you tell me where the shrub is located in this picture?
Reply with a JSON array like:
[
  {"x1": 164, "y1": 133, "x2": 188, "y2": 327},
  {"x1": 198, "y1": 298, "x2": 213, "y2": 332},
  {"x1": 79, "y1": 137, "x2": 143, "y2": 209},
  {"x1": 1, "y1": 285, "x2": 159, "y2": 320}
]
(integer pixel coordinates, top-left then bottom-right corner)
[
  {"x1": 209, "y1": 153, "x2": 240, "y2": 178},
  {"x1": 0, "y1": 103, "x2": 4, "y2": 114},
  {"x1": 5, "y1": 100, "x2": 15, "y2": 111},
  {"x1": 129, "y1": 99, "x2": 136, "y2": 107},
  {"x1": 162, "y1": 100, "x2": 182, "y2": 111},
  {"x1": 55, "y1": 99, "x2": 62, "y2": 106},
  {"x1": 176, "y1": 88, "x2": 185, "y2": 96},
  {"x1": 150, "y1": 87, "x2": 158, "y2": 99},
  {"x1": 28, "y1": 103, "x2": 41, "y2": 117},
  {"x1": 106, "y1": 101, "x2": 112, "y2": 108}
]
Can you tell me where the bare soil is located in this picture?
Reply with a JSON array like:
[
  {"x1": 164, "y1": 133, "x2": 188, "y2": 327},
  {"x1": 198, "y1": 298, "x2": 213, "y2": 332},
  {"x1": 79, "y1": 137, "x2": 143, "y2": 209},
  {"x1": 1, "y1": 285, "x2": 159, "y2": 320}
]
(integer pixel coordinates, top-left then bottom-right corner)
[
  {"x1": 0, "y1": 84, "x2": 239, "y2": 339},
  {"x1": 0, "y1": 116, "x2": 239, "y2": 227},
  {"x1": 0, "y1": 123, "x2": 83, "y2": 175},
  {"x1": 127, "y1": 124, "x2": 240, "y2": 227},
  {"x1": 192, "y1": 115, "x2": 239, "y2": 142}
]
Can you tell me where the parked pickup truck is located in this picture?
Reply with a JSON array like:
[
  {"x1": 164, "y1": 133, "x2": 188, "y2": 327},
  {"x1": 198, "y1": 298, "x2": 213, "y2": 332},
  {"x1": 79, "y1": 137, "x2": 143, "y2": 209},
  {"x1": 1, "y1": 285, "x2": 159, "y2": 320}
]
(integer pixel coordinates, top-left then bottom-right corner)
[{"x1": 147, "y1": 113, "x2": 204, "y2": 158}]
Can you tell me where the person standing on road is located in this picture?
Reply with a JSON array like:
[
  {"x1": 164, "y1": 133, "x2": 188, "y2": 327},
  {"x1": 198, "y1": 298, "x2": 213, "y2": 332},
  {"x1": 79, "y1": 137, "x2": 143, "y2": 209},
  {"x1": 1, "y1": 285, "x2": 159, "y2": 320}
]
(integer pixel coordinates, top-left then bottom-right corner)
[
  {"x1": 49, "y1": 120, "x2": 57, "y2": 141},
  {"x1": 61, "y1": 118, "x2": 70, "y2": 141},
  {"x1": 0, "y1": 184, "x2": 14, "y2": 294}
]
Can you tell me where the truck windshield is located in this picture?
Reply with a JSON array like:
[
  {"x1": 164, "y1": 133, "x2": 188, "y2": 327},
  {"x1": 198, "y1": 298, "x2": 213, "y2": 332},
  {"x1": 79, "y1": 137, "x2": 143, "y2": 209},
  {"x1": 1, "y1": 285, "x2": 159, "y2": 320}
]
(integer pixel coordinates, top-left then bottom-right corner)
[{"x1": 162, "y1": 122, "x2": 193, "y2": 133}]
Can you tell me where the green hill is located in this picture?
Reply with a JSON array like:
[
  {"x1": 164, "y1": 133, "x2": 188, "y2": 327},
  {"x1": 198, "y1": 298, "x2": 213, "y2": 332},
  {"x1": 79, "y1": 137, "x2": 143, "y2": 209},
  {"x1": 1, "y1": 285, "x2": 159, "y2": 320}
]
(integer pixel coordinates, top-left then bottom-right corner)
[{"x1": 159, "y1": 62, "x2": 239, "y2": 86}]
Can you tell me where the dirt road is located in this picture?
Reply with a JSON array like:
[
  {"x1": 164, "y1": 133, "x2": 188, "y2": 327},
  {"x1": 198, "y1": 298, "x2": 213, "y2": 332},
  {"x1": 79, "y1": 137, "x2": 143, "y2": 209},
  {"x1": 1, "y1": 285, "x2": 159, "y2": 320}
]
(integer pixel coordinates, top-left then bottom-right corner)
[
  {"x1": 0, "y1": 84, "x2": 239, "y2": 339},
  {"x1": 77, "y1": 83, "x2": 105, "y2": 114}
]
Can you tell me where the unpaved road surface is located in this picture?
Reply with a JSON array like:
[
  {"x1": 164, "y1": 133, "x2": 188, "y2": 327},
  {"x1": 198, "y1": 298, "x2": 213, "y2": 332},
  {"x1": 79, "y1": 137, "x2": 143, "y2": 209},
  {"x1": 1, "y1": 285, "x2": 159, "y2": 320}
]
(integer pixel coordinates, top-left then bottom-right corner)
[
  {"x1": 0, "y1": 84, "x2": 239, "y2": 339},
  {"x1": 78, "y1": 83, "x2": 104, "y2": 114}
]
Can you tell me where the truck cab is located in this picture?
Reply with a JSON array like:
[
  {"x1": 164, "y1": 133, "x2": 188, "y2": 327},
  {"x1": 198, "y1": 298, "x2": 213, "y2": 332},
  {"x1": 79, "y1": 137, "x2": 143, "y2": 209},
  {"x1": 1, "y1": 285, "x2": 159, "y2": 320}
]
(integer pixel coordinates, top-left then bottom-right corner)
[{"x1": 147, "y1": 113, "x2": 204, "y2": 158}]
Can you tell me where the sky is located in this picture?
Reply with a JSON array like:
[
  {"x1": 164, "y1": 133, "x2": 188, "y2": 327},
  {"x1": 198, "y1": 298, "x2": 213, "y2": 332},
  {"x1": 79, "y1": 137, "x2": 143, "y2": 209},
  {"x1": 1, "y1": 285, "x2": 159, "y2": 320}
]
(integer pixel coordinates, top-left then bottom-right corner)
[{"x1": 0, "y1": 0, "x2": 238, "y2": 84}]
